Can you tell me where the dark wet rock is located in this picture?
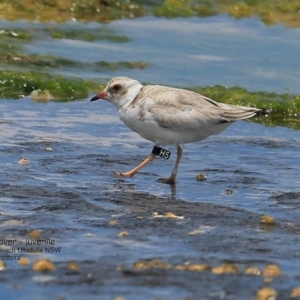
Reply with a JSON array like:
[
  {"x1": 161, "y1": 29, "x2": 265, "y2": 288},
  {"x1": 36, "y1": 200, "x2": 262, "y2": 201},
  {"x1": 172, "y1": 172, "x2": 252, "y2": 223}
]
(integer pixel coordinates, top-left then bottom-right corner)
[{"x1": 272, "y1": 192, "x2": 300, "y2": 205}]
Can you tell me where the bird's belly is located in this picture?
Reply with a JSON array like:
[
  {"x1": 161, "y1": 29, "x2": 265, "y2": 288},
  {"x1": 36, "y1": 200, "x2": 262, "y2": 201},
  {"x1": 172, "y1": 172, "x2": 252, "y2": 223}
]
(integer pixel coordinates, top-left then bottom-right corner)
[
  {"x1": 121, "y1": 113, "x2": 166, "y2": 143},
  {"x1": 120, "y1": 107, "x2": 231, "y2": 146},
  {"x1": 120, "y1": 108, "x2": 176, "y2": 145}
]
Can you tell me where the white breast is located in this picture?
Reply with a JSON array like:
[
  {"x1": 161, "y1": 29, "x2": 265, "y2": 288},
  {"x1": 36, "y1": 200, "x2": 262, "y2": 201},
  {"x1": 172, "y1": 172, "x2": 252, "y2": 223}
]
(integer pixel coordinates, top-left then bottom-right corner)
[{"x1": 119, "y1": 103, "x2": 230, "y2": 146}]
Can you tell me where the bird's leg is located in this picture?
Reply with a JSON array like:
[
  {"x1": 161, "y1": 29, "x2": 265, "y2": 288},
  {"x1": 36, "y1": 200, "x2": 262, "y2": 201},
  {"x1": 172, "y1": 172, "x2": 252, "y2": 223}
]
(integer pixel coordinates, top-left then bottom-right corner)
[
  {"x1": 159, "y1": 145, "x2": 182, "y2": 184},
  {"x1": 114, "y1": 153, "x2": 156, "y2": 178}
]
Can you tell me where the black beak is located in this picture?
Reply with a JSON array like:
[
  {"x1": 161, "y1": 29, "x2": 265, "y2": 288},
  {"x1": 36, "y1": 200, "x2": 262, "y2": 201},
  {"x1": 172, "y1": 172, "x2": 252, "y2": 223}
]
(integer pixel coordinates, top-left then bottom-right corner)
[{"x1": 90, "y1": 95, "x2": 99, "y2": 101}]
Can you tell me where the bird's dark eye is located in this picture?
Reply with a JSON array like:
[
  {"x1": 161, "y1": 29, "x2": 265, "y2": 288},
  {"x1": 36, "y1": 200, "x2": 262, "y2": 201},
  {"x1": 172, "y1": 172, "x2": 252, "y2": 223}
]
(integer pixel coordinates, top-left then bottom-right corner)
[{"x1": 112, "y1": 84, "x2": 122, "y2": 93}]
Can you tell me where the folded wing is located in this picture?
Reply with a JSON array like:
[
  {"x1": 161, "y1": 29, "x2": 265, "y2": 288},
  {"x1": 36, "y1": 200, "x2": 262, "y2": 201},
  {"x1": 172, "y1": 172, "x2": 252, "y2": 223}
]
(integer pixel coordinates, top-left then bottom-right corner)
[{"x1": 144, "y1": 86, "x2": 265, "y2": 131}]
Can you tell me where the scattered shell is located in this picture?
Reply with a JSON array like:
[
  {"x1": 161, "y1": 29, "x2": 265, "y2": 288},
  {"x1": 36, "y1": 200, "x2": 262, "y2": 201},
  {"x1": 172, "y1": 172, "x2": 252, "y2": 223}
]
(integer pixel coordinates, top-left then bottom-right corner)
[
  {"x1": 188, "y1": 225, "x2": 215, "y2": 235},
  {"x1": 18, "y1": 158, "x2": 30, "y2": 165},
  {"x1": 132, "y1": 259, "x2": 171, "y2": 270},
  {"x1": 212, "y1": 263, "x2": 239, "y2": 274},
  {"x1": 164, "y1": 212, "x2": 184, "y2": 219},
  {"x1": 86, "y1": 233, "x2": 96, "y2": 237},
  {"x1": 187, "y1": 229, "x2": 205, "y2": 235},
  {"x1": 195, "y1": 173, "x2": 207, "y2": 181},
  {"x1": 18, "y1": 257, "x2": 30, "y2": 266},
  {"x1": 44, "y1": 147, "x2": 53, "y2": 151},
  {"x1": 256, "y1": 287, "x2": 277, "y2": 300},
  {"x1": 151, "y1": 212, "x2": 184, "y2": 219},
  {"x1": 262, "y1": 264, "x2": 282, "y2": 277},
  {"x1": 28, "y1": 229, "x2": 41, "y2": 239},
  {"x1": 118, "y1": 231, "x2": 129, "y2": 237},
  {"x1": 244, "y1": 266, "x2": 261, "y2": 276},
  {"x1": 32, "y1": 259, "x2": 55, "y2": 272},
  {"x1": 261, "y1": 214, "x2": 275, "y2": 225},
  {"x1": 67, "y1": 261, "x2": 80, "y2": 270},
  {"x1": 291, "y1": 287, "x2": 300, "y2": 298},
  {"x1": 136, "y1": 216, "x2": 143, "y2": 220},
  {"x1": 0, "y1": 260, "x2": 6, "y2": 270},
  {"x1": 174, "y1": 263, "x2": 210, "y2": 272},
  {"x1": 32, "y1": 275, "x2": 55, "y2": 283},
  {"x1": 109, "y1": 220, "x2": 118, "y2": 226},
  {"x1": 151, "y1": 212, "x2": 163, "y2": 218},
  {"x1": 225, "y1": 189, "x2": 234, "y2": 194}
]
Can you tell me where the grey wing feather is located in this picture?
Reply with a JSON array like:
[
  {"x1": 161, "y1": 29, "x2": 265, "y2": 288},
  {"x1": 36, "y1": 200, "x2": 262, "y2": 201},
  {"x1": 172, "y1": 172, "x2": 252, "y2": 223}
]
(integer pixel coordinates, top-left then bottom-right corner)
[{"x1": 144, "y1": 86, "x2": 264, "y2": 130}]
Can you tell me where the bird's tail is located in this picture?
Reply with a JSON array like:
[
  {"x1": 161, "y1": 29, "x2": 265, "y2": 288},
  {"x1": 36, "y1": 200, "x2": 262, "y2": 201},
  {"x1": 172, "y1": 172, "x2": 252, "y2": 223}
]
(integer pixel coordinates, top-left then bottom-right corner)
[
  {"x1": 254, "y1": 108, "x2": 271, "y2": 116},
  {"x1": 219, "y1": 105, "x2": 270, "y2": 122}
]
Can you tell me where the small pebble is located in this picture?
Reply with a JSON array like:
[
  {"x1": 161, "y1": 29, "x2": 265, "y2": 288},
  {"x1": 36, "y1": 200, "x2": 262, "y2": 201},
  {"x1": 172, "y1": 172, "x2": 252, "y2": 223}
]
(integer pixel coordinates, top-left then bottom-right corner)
[
  {"x1": 18, "y1": 158, "x2": 30, "y2": 165},
  {"x1": 261, "y1": 214, "x2": 275, "y2": 225},
  {"x1": 18, "y1": 257, "x2": 30, "y2": 266},
  {"x1": 118, "y1": 231, "x2": 129, "y2": 237},
  {"x1": 0, "y1": 260, "x2": 6, "y2": 270},
  {"x1": 109, "y1": 220, "x2": 118, "y2": 226},
  {"x1": 291, "y1": 287, "x2": 300, "y2": 298},
  {"x1": 196, "y1": 174, "x2": 207, "y2": 181},
  {"x1": 67, "y1": 261, "x2": 80, "y2": 270},
  {"x1": 256, "y1": 287, "x2": 277, "y2": 300},
  {"x1": 225, "y1": 189, "x2": 234, "y2": 194},
  {"x1": 262, "y1": 263, "x2": 282, "y2": 277},
  {"x1": 212, "y1": 263, "x2": 238, "y2": 274},
  {"x1": 244, "y1": 266, "x2": 261, "y2": 276},
  {"x1": 132, "y1": 259, "x2": 171, "y2": 270},
  {"x1": 28, "y1": 229, "x2": 41, "y2": 239},
  {"x1": 32, "y1": 259, "x2": 55, "y2": 272},
  {"x1": 174, "y1": 263, "x2": 210, "y2": 272}
]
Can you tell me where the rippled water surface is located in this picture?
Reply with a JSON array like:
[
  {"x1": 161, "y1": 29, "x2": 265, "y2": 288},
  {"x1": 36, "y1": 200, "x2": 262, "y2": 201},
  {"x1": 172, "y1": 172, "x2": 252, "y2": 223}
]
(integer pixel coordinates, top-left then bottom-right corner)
[
  {"x1": 1, "y1": 15, "x2": 300, "y2": 300},
  {"x1": 5, "y1": 15, "x2": 298, "y2": 93}
]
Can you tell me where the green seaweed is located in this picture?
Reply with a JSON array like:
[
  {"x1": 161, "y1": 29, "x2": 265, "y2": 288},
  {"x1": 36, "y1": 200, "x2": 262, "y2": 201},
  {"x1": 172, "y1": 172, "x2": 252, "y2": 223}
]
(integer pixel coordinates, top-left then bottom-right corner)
[
  {"x1": 0, "y1": 28, "x2": 30, "y2": 55},
  {"x1": 1, "y1": 0, "x2": 300, "y2": 28},
  {"x1": 0, "y1": 52, "x2": 149, "y2": 72},
  {"x1": 95, "y1": 61, "x2": 149, "y2": 71},
  {"x1": 0, "y1": 41, "x2": 20, "y2": 53},
  {"x1": 0, "y1": 70, "x2": 101, "y2": 101},
  {"x1": 50, "y1": 28, "x2": 130, "y2": 43},
  {"x1": 0, "y1": 53, "x2": 82, "y2": 68},
  {"x1": 1, "y1": 70, "x2": 300, "y2": 129},
  {"x1": 0, "y1": 0, "x2": 145, "y2": 23},
  {"x1": 0, "y1": 28, "x2": 33, "y2": 40}
]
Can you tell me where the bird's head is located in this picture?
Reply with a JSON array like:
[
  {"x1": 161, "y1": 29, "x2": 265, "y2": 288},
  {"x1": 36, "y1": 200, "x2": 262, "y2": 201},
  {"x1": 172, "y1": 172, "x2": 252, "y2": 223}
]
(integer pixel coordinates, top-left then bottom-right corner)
[{"x1": 90, "y1": 77, "x2": 143, "y2": 109}]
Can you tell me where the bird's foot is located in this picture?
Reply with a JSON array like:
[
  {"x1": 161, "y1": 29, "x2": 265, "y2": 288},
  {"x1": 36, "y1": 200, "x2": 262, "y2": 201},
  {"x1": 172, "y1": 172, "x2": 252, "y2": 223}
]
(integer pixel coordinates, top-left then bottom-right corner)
[
  {"x1": 158, "y1": 175, "x2": 176, "y2": 185},
  {"x1": 114, "y1": 171, "x2": 134, "y2": 178}
]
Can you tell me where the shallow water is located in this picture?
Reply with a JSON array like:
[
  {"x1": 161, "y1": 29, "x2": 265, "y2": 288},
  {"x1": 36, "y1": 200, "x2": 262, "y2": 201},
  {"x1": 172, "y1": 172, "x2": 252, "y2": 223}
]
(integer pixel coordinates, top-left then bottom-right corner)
[
  {"x1": 21, "y1": 15, "x2": 300, "y2": 93},
  {"x1": 1, "y1": 97, "x2": 300, "y2": 299},
  {"x1": 1, "y1": 15, "x2": 300, "y2": 299},
  {"x1": 2, "y1": 98, "x2": 300, "y2": 217}
]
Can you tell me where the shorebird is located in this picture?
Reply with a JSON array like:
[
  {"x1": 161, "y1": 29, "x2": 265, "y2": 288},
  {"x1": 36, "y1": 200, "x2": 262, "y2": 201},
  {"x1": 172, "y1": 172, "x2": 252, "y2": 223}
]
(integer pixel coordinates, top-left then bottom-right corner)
[{"x1": 91, "y1": 77, "x2": 268, "y2": 184}]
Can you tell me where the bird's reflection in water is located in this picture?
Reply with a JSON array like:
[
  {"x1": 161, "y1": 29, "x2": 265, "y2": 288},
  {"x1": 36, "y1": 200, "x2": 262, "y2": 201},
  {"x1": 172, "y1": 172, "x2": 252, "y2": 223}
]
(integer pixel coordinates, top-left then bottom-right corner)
[
  {"x1": 112, "y1": 177, "x2": 178, "y2": 204},
  {"x1": 167, "y1": 182, "x2": 177, "y2": 201}
]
